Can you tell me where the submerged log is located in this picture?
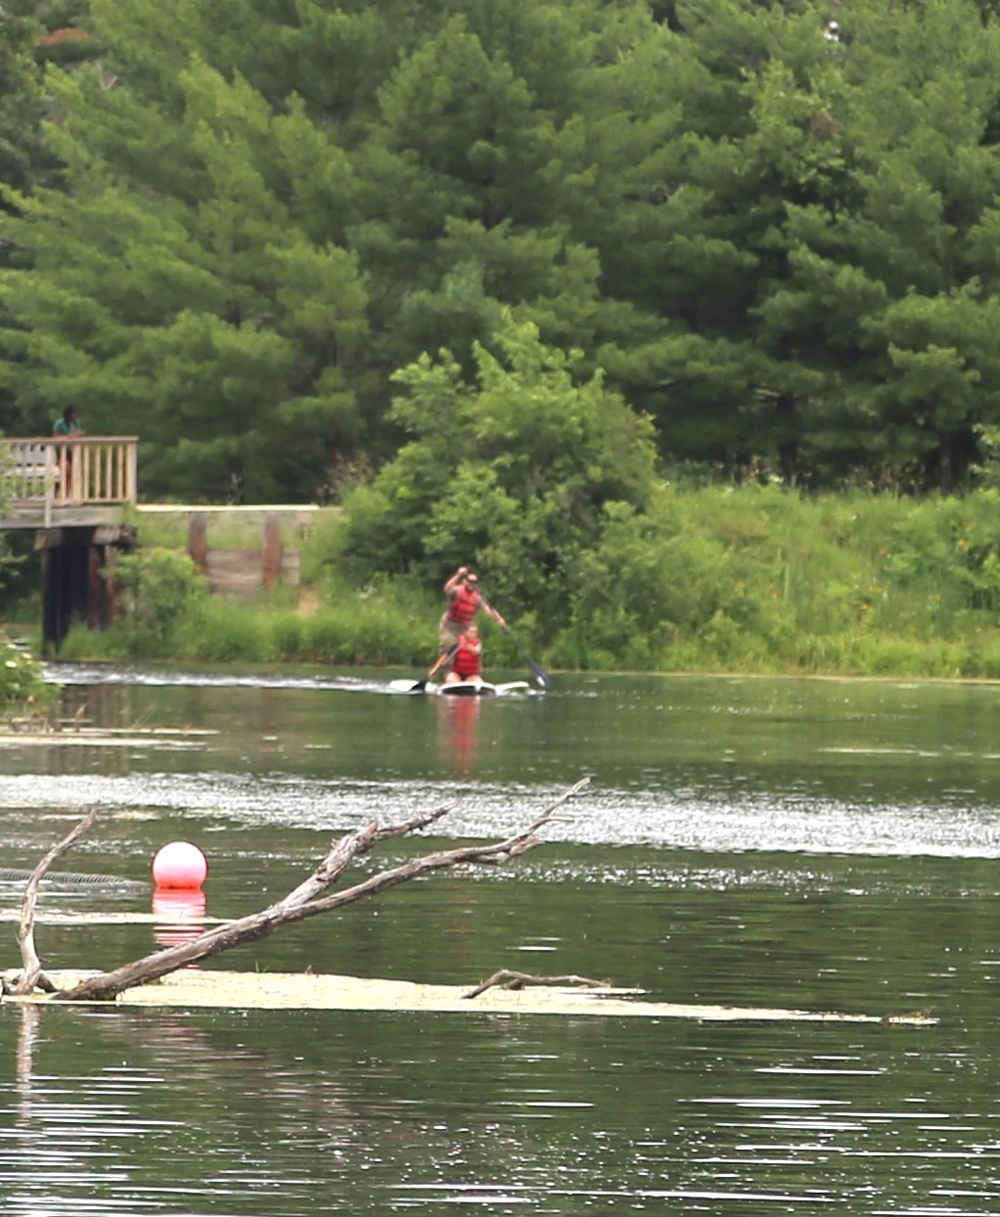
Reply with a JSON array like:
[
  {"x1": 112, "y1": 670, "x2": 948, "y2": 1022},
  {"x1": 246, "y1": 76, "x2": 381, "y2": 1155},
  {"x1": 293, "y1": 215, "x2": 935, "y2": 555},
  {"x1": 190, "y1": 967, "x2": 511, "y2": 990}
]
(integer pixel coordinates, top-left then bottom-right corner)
[{"x1": 5, "y1": 779, "x2": 590, "y2": 1003}]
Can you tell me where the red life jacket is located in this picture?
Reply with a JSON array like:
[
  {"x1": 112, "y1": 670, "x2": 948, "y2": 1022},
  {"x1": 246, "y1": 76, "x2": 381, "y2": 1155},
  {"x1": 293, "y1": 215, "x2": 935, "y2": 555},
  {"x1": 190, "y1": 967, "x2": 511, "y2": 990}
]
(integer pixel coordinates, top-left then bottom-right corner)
[
  {"x1": 447, "y1": 585, "x2": 481, "y2": 626},
  {"x1": 453, "y1": 635, "x2": 481, "y2": 678}
]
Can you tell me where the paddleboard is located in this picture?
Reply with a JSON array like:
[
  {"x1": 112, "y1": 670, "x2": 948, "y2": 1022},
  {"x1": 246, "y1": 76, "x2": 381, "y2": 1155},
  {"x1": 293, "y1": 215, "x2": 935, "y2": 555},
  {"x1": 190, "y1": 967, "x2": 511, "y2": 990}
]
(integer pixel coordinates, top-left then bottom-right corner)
[
  {"x1": 389, "y1": 679, "x2": 531, "y2": 696},
  {"x1": 441, "y1": 678, "x2": 496, "y2": 696},
  {"x1": 389, "y1": 678, "x2": 430, "y2": 694}
]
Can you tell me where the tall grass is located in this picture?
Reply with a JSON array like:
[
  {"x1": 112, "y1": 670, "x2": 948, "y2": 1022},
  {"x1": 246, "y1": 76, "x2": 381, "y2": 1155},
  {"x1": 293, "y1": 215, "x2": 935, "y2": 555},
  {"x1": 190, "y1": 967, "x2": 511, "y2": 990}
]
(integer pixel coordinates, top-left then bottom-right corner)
[
  {"x1": 61, "y1": 577, "x2": 438, "y2": 669},
  {"x1": 552, "y1": 485, "x2": 1000, "y2": 677},
  {"x1": 56, "y1": 487, "x2": 1000, "y2": 679}
]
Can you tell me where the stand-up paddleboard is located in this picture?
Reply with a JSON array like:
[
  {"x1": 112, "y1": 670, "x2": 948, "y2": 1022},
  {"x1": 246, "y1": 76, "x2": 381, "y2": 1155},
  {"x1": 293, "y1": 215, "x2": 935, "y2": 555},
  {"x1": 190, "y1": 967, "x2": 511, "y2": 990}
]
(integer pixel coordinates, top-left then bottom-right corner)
[
  {"x1": 388, "y1": 678, "x2": 430, "y2": 694},
  {"x1": 389, "y1": 678, "x2": 531, "y2": 696},
  {"x1": 440, "y1": 679, "x2": 531, "y2": 696}
]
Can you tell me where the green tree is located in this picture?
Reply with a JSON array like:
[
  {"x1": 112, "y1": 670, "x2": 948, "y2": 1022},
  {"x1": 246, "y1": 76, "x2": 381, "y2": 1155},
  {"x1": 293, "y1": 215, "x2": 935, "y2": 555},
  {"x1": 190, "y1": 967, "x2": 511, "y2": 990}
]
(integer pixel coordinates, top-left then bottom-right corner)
[
  {"x1": 0, "y1": 3, "x2": 53, "y2": 439},
  {"x1": 1, "y1": 47, "x2": 370, "y2": 498},
  {"x1": 340, "y1": 311, "x2": 657, "y2": 629},
  {"x1": 350, "y1": 0, "x2": 656, "y2": 408},
  {"x1": 0, "y1": 0, "x2": 655, "y2": 499},
  {"x1": 11, "y1": 0, "x2": 1000, "y2": 500},
  {"x1": 0, "y1": 5, "x2": 45, "y2": 197},
  {"x1": 588, "y1": 0, "x2": 1000, "y2": 490}
]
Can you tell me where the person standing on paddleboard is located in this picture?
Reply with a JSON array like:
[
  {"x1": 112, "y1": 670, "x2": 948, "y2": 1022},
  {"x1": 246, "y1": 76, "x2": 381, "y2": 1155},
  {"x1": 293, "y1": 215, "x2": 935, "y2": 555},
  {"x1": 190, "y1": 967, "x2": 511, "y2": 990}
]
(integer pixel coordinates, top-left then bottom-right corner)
[{"x1": 437, "y1": 567, "x2": 505, "y2": 675}]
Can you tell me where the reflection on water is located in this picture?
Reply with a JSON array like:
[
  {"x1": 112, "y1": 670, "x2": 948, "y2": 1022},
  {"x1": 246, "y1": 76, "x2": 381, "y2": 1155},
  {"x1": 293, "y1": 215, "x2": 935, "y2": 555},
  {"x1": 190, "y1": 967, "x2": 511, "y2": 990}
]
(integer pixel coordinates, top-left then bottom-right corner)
[
  {"x1": 3, "y1": 766, "x2": 1000, "y2": 858},
  {"x1": 151, "y1": 887, "x2": 208, "y2": 950},
  {"x1": 15, "y1": 1003, "x2": 38, "y2": 1120},
  {"x1": 1, "y1": 665, "x2": 1000, "y2": 1214},
  {"x1": 2, "y1": 999, "x2": 997, "y2": 1216},
  {"x1": 44, "y1": 661, "x2": 392, "y2": 695},
  {"x1": 436, "y1": 695, "x2": 481, "y2": 774}
]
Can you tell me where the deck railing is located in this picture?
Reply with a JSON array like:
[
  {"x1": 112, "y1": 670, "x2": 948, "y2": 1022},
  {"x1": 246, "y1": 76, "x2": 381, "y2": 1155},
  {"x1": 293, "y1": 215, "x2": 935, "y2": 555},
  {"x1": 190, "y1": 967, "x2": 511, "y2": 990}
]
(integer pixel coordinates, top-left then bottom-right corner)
[{"x1": 0, "y1": 437, "x2": 138, "y2": 526}]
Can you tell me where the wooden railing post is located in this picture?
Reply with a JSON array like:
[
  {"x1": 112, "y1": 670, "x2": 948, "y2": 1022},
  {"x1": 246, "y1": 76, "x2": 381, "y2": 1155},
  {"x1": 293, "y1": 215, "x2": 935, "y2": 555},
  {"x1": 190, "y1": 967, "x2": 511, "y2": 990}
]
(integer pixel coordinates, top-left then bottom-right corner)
[
  {"x1": 44, "y1": 444, "x2": 55, "y2": 528},
  {"x1": 0, "y1": 437, "x2": 139, "y2": 523}
]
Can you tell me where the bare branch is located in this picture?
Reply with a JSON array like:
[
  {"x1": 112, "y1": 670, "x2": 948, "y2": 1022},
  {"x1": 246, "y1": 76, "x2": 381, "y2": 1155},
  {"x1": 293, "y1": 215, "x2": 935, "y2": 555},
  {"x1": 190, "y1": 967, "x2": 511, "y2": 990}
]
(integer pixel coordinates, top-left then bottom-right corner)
[
  {"x1": 46, "y1": 779, "x2": 591, "y2": 1003},
  {"x1": 277, "y1": 804, "x2": 455, "y2": 908},
  {"x1": 10, "y1": 806, "x2": 99, "y2": 996}
]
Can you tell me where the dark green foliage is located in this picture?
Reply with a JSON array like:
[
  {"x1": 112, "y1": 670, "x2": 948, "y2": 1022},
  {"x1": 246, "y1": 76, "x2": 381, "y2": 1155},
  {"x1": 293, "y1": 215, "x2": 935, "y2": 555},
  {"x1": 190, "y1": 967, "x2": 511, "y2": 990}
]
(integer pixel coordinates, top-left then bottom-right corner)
[
  {"x1": 7, "y1": 0, "x2": 1000, "y2": 500},
  {"x1": 0, "y1": 634, "x2": 51, "y2": 710},
  {"x1": 109, "y1": 546, "x2": 208, "y2": 654}
]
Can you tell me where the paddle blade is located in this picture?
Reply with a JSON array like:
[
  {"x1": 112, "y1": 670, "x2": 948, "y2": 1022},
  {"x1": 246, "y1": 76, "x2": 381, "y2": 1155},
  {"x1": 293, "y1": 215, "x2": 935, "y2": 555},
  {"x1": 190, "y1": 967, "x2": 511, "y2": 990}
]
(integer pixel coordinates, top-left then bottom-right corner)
[
  {"x1": 529, "y1": 660, "x2": 553, "y2": 690},
  {"x1": 478, "y1": 590, "x2": 552, "y2": 689}
]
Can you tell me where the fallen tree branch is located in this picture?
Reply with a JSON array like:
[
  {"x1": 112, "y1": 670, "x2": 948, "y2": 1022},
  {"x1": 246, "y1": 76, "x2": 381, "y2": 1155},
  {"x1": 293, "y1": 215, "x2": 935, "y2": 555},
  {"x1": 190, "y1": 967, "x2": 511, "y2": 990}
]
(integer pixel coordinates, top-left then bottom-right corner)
[
  {"x1": 31, "y1": 777, "x2": 591, "y2": 1003},
  {"x1": 7, "y1": 806, "x2": 100, "y2": 996},
  {"x1": 463, "y1": 970, "x2": 611, "y2": 999}
]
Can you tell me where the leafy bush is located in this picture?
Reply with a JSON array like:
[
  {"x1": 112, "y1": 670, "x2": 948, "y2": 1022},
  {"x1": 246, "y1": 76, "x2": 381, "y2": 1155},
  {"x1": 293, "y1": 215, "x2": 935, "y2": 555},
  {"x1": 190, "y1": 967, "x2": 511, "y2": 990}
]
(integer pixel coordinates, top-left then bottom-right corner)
[
  {"x1": 170, "y1": 598, "x2": 264, "y2": 662},
  {"x1": 339, "y1": 312, "x2": 658, "y2": 629},
  {"x1": 544, "y1": 484, "x2": 1000, "y2": 674},
  {"x1": 0, "y1": 637, "x2": 50, "y2": 709},
  {"x1": 94, "y1": 547, "x2": 209, "y2": 658},
  {"x1": 300, "y1": 602, "x2": 430, "y2": 666}
]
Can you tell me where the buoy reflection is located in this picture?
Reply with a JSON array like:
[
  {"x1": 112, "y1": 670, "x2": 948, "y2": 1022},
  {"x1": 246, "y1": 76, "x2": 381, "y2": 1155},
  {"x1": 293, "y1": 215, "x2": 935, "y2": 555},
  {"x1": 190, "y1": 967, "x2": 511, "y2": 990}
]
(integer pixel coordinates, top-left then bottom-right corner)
[{"x1": 152, "y1": 887, "x2": 207, "y2": 953}]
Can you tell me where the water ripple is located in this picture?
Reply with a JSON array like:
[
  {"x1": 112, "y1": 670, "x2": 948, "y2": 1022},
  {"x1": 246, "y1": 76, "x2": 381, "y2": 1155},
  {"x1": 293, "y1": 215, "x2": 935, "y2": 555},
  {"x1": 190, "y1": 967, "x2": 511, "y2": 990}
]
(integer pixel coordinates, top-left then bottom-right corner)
[{"x1": 0, "y1": 770, "x2": 999, "y2": 858}]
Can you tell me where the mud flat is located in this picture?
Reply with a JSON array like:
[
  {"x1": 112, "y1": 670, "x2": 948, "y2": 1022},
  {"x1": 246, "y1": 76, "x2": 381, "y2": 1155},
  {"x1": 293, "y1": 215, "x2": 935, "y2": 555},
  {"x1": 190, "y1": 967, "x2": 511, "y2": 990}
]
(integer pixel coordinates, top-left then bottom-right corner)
[{"x1": 4, "y1": 969, "x2": 938, "y2": 1026}]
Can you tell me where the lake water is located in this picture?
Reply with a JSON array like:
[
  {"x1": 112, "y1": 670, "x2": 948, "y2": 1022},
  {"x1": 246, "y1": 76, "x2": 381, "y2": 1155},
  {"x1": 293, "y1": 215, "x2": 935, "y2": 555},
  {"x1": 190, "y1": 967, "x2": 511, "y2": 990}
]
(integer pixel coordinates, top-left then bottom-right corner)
[{"x1": 2, "y1": 664, "x2": 1000, "y2": 1215}]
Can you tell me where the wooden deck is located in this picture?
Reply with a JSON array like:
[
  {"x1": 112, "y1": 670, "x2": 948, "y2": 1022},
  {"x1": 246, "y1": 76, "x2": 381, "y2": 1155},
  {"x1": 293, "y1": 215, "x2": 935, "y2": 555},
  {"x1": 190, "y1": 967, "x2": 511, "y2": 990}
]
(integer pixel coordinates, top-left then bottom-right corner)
[{"x1": 0, "y1": 437, "x2": 138, "y2": 529}]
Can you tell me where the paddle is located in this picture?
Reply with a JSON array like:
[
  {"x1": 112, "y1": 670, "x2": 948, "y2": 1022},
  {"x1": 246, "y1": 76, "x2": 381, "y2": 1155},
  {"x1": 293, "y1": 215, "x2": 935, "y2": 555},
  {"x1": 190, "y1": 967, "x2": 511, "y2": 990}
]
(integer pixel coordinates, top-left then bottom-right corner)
[
  {"x1": 479, "y1": 592, "x2": 553, "y2": 690},
  {"x1": 427, "y1": 641, "x2": 459, "y2": 681},
  {"x1": 390, "y1": 641, "x2": 460, "y2": 693}
]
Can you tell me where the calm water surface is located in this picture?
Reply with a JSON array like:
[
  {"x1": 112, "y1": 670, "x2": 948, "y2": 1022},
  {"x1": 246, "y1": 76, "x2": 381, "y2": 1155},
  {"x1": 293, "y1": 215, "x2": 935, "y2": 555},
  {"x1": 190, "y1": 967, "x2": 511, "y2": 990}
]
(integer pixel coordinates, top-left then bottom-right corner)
[{"x1": 2, "y1": 664, "x2": 1000, "y2": 1215}]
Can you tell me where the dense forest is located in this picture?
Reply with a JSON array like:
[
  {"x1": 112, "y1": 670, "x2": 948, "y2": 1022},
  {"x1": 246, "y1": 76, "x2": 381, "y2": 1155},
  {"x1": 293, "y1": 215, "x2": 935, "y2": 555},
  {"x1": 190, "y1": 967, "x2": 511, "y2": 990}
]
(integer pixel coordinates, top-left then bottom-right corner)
[
  {"x1": 10, "y1": 0, "x2": 1000, "y2": 673},
  {"x1": 5, "y1": 0, "x2": 1000, "y2": 508}
]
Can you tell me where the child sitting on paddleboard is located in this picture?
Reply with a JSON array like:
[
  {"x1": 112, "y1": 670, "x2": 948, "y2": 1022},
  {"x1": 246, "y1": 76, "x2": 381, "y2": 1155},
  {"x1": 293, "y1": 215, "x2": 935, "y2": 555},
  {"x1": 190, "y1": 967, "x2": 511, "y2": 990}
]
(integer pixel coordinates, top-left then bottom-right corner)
[{"x1": 443, "y1": 625, "x2": 483, "y2": 684}]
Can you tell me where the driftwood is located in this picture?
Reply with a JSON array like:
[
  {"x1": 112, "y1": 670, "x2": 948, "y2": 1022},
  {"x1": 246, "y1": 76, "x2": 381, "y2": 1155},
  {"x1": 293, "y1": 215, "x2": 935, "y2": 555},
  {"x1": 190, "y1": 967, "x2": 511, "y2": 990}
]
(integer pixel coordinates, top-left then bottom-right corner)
[
  {"x1": 463, "y1": 970, "x2": 611, "y2": 999},
  {"x1": 11, "y1": 806, "x2": 100, "y2": 996},
  {"x1": 5, "y1": 778, "x2": 590, "y2": 1003}
]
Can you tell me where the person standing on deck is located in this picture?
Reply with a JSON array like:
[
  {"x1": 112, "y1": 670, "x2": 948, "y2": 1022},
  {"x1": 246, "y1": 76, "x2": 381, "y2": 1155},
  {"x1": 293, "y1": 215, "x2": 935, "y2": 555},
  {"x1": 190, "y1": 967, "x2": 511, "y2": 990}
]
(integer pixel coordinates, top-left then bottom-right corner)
[
  {"x1": 52, "y1": 405, "x2": 84, "y2": 439},
  {"x1": 52, "y1": 406, "x2": 84, "y2": 498},
  {"x1": 443, "y1": 625, "x2": 483, "y2": 684},
  {"x1": 436, "y1": 567, "x2": 504, "y2": 675}
]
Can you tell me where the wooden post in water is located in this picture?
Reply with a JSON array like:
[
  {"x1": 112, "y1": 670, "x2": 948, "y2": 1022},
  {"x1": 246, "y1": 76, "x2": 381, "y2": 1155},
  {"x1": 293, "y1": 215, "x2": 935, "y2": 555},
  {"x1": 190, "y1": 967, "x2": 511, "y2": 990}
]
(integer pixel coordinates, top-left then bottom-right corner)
[
  {"x1": 41, "y1": 528, "x2": 90, "y2": 653},
  {"x1": 40, "y1": 524, "x2": 135, "y2": 653}
]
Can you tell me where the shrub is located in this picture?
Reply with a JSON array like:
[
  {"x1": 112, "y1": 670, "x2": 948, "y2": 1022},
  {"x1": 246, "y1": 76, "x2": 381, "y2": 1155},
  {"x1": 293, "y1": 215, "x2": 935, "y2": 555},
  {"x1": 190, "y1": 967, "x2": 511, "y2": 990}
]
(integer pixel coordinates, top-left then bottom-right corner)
[
  {"x1": 170, "y1": 598, "x2": 263, "y2": 662},
  {"x1": 87, "y1": 547, "x2": 209, "y2": 658},
  {"x1": 0, "y1": 637, "x2": 51, "y2": 710}
]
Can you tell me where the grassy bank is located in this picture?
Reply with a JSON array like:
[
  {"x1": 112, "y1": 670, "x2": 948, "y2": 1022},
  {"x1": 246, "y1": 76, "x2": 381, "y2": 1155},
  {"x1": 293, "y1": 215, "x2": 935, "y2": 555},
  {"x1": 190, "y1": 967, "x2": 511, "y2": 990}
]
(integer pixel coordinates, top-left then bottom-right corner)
[{"x1": 45, "y1": 486, "x2": 1000, "y2": 679}]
